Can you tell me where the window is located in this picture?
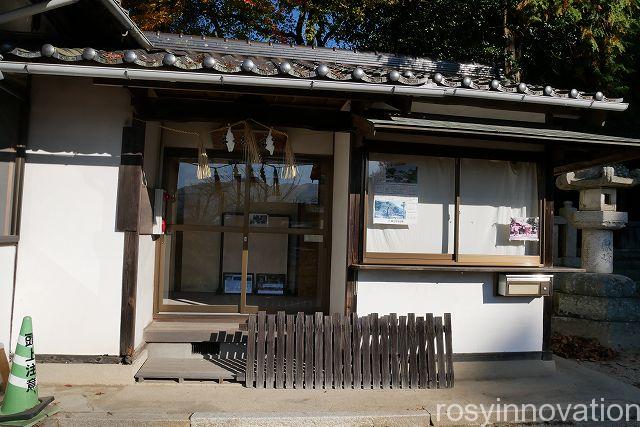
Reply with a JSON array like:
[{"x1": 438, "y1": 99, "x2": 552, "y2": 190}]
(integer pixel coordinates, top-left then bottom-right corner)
[
  {"x1": 365, "y1": 154, "x2": 455, "y2": 263},
  {"x1": 0, "y1": 90, "x2": 22, "y2": 239},
  {"x1": 364, "y1": 152, "x2": 541, "y2": 266}
]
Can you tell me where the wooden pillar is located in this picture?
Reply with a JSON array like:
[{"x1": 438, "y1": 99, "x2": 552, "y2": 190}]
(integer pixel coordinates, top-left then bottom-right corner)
[
  {"x1": 116, "y1": 121, "x2": 145, "y2": 361},
  {"x1": 345, "y1": 134, "x2": 365, "y2": 315},
  {"x1": 541, "y1": 145, "x2": 555, "y2": 361}
]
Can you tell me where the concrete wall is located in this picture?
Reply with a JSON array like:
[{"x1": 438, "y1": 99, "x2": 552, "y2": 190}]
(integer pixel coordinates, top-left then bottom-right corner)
[
  {"x1": 356, "y1": 270, "x2": 544, "y2": 354},
  {"x1": 0, "y1": 245, "x2": 16, "y2": 350},
  {"x1": 11, "y1": 76, "x2": 131, "y2": 355},
  {"x1": 329, "y1": 132, "x2": 349, "y2": 313}
]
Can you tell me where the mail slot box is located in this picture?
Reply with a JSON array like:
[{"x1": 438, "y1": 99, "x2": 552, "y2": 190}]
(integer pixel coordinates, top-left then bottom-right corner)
[{"x1": 498, "y1": 274, "x2": 553, "y2": 297}]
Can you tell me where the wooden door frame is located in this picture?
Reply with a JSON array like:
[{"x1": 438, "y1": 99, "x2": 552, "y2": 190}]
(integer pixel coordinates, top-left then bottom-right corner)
[{"x1": 153, "y1": 147, "x2": 334, "y2": 317}]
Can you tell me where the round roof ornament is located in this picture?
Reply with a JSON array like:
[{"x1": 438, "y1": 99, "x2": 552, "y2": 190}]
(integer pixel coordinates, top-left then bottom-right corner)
[
  {"x1": 163, "y1": 53, "x2": 177, "y2": 66},
  {"x1": 123, "y1": 50, "x2": 137, "y2": 63},
  {"x1": 594, "y1": 91, "x2": 605, "y2": 101},
  {"x1": 352, "y1": 67, "x2": 365, "y2": 80},
  {"x1": 517, "y1": 82, "x2": 528, "y2": 93},
  {"x1": 315, "y1": 64, "x2": 329, "y2": 77},
  {"x1": 402, "y1": 70, "x2": 415, "y2": 79},
  {"x1": 241, "y1": 58, "x2": 255, "y2": 72},
  {"x1": 569, "y1": 88, "x2": 579, "y2": 99},
  {"x1": 388, "y1": 70, "x2": 401, "y2": 82},
  {"x1": 203, "y1": 55, "x2": 216, "y2": 69},
  {"x1": 41, "y1": 44, "x2": 55, "y2": 57},
  {"x1": 543, "y1": 86, "x2": 554, "y2": 96},
  {"x1": 490, "y1": 79, "x2": 501, "y2": 91},
  {"x1": 462, "y1": 76, "x2": 472, "y2": 88},
  {"x1": 81, "y1": 47, "x2": 97, "y2": 61},
  {"x1": 433, "y1": 73, "x2": 444, "y2": 84},
  {"x1": 279, "y1": 61, "x2": 292, "y2": 74}
]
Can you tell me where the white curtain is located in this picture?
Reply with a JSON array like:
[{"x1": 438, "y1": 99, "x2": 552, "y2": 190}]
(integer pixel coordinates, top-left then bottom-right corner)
[
  {"x1": 366, "y1": 154, "x2": 455, "y2": 254},
  {"x1": 459, "y1": 159, "x2": 539, "y2": 255}
]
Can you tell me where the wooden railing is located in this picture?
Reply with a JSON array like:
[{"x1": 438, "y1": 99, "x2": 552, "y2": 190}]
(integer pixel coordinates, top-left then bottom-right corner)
[{"x1": 245, "y1": 312, "x2": 454, "y2": 389}]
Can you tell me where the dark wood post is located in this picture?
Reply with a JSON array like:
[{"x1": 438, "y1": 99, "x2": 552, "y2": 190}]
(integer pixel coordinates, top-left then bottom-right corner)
[
  {"x1": 541, "y1": 145, "x2": 555, "y2": 361},
  {"x1": 116, "y1": 120, "x2": 145, "y2": 361},
  {"x1": 345, "y1": 133, "x2": 365, "y2": 315}
]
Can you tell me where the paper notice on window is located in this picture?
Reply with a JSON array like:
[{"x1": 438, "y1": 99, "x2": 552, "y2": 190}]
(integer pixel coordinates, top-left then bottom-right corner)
[
  {"x1": 373, "y1": 195, "x2": 418, "y2": 225},
  {"x1": 509, "y1": 217, "x2": 539, "y2": 241}
]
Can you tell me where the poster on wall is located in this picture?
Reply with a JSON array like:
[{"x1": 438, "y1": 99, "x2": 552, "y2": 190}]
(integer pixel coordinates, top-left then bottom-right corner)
[
  {"x1": 373, "y1": 195, "x2": 418, "y2": 225},
  {"x1": 249, "y1": 213, "x2": 269, "y2": 226},
  {"x1": 255, "y1": 273, "x2": 287, "y2": 295},
  {"x1": 374, "y1": 162, "x2": 419, "y2": 197},
  {"x1": 223, "y1": 273, "x2": 254, "y2": 294},
  {"x1": 509, "y1": 217, "x2": 540, "y2": 241}
]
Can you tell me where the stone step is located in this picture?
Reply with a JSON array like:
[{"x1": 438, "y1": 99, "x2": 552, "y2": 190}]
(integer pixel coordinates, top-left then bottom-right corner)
[
  {"x1": 554, "y1": 272, "x2": 639, "y2": 297},
  {"x1": 552, "y1": 316, "x2": 640, "y2": 351},
  {"x1": 144, "y1": 321, "x2": 247, "y2": 343},
  {"x1": 554, "y1": 292, "x2": 640, "y2": 322}
]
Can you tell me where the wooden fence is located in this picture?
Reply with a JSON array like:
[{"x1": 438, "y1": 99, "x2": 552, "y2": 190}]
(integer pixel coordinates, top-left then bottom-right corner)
[{"x1": 245, "y1": 312, "x2": 453, "y2": 389}]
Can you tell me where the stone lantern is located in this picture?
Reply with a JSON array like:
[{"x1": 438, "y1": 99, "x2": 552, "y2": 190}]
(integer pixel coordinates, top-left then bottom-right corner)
[{"x1": 556, "y1": 166, "x2": 640, "y2": 273}]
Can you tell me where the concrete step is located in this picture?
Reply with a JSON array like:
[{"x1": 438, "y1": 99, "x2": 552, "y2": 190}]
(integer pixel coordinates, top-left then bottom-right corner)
[
  {"x1": 134, "y1": 357, "x2": 237, "y2": 383},
  {"x1": 144, "y1": 320, "x2": 247, "y2": 343}
]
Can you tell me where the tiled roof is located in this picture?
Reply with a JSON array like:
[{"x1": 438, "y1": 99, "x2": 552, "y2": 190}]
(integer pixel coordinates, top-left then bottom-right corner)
[{"x1": 0, "y1": 31, "x2": 622, "y2": 104}]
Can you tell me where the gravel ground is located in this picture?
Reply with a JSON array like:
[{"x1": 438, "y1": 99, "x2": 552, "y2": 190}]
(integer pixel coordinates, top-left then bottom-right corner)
[{"x1": 577, "y1": 351, "x2": 640, "y2": 389}]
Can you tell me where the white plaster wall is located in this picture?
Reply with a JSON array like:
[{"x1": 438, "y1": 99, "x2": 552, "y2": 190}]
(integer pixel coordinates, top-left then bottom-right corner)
[
  {"x1": 356, "y1": 271, "x2": 544, "y2": 354},
  {"x1": 11, "y1": 76, "x2": 131, "y2": 355},
  {"x1": 0, "y1": 245, "x2": 16, "y2": 351},
  {"x1": 329, "y1": 133, "x2": 349, "y2": 313}
]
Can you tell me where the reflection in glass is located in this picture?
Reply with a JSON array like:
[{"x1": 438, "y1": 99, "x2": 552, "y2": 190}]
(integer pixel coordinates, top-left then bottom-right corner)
[
  {"x1": 175, "y1": 160, "x2": 246, "y2": 226},
  {"x1": 249, "y1": 160, "x2": 325, "y2": 229}
]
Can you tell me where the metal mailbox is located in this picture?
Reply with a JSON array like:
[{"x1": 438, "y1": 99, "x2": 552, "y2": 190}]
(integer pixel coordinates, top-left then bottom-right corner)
[{"x1": 498, "y1": 274, "x2": 553, "y2": 297}]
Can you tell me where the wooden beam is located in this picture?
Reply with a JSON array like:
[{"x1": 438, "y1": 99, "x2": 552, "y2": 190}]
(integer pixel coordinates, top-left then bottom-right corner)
[
  {"x1": 116, "y1": 121, "x2": 146, "y2": 360},
  {"x1": 120, "y1": 230, "x2": 139, "y2": 361},
  {"x1": 132, "y1": 97, "x2": 353, "y2": 131}
]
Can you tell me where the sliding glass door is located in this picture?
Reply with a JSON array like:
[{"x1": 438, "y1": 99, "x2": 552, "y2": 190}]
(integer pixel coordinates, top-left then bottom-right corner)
[{"x1": 158, "y1": 150, "x2": 331, "y2": 315}]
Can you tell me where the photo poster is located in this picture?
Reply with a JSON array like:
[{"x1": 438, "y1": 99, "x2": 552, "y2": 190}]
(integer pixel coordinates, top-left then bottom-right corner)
[
  {"x1": 373, "y1": 162, "x2": 418, "y2": 225},
  {"x1": 509, "y1": 217, "x2": 540, "y2": 241},
  {"x1": 223, "y1": 273, "x2": 254, "y2": 294}
]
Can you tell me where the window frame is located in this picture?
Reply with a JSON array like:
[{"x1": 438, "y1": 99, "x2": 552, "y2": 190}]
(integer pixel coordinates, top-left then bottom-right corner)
[{"x1": 361, "y1": 143, "x2": 546, "y2": 267}]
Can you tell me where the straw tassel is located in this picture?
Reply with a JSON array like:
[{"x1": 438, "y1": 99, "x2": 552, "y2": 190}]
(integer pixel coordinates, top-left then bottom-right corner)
[
  {"x1": 243, "y1": 122, "x2": 261, "y2": 165},
  {"x1": 283, "y1": 136, "x2": 297, "y2": 179},
  {"x1": 196, "y1": 136, "x2": 211, "y2": 180}
]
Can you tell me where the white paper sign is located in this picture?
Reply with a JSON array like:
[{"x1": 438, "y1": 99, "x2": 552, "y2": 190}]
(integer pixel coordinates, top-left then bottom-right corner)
[{"x1": 373, "y1": 195, "x2": 418, "y2": 225}]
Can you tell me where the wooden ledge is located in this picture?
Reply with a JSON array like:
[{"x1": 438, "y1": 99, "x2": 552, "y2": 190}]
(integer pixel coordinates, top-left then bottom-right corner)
[{"x1": 351, "y1": 264, "x2": 585, "y2": 273}]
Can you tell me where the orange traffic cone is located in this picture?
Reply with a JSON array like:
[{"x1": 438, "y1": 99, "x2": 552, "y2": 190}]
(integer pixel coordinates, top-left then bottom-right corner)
[{"x1": 0, "y1": 316, "x2": 57, "y2": 425}]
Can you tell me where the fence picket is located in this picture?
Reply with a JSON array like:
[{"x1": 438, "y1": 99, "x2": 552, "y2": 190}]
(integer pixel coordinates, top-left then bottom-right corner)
[
  {"x1": 399, "y1": 315, "x2": 409, "y2": 389},
  {"x1": 352, "y1": 313, "x2": 362, "y2": 389},
  {"x1": 276, "y1": 312, "x2": 285, "y2": 389},
  {"x1": 362, "y1": 315, "x2": 371, "y2": 389},
  {"x1": 255, "y1": 311, "x2": 266, "y2": 388},
  {"x1": 285, "y1": 314, "x2": 295, "y2": 389},
  {"x1": 294, "y1": 313, "x2": 304, "y2": 389},
  {"x1": 407, "y1": 313, "x2": 418, "y2": 388},
  {"x1": 324, "y1": 315, "x2": 333, "y2": 388},
  {"x1": 444, "y1": 313, "x2": 454, "y2": 388},
  {"x1": 425, "y1": 313, "x2": 436, "y2": 389},
  {"x1": 304, "y1": 315, "x2": 314, "y2": 389},
  {"x1": 389, "y1": 313, "x2": 399, "y2": 389},
  {"x1": 380, "y1": 316, "x2": 390, "y2": 389},
  {"x1": 245, "y1": 314, "x2": 256, "y2": 387},
  {"x1": 417, "y1": 316, "x2": 427, "y2": 389},
  {"x1": 333, "y1": 313, "x2": 343, "y2": 388},
  {"x1": 265, "y1": 315, "x2": 276, "y2": 389},
  {"x1": 343, "y1": 315, "x2": 352, "y2": 388},
  {"x1": 435, "y1": 316, "x2": 446, "y2": 389},
  {"x1": 370, "y1": 313, "x2": 380, "y2": 389},
  {"x1": 314, "y1": 312, "x2": 324, "y2": 389}
]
